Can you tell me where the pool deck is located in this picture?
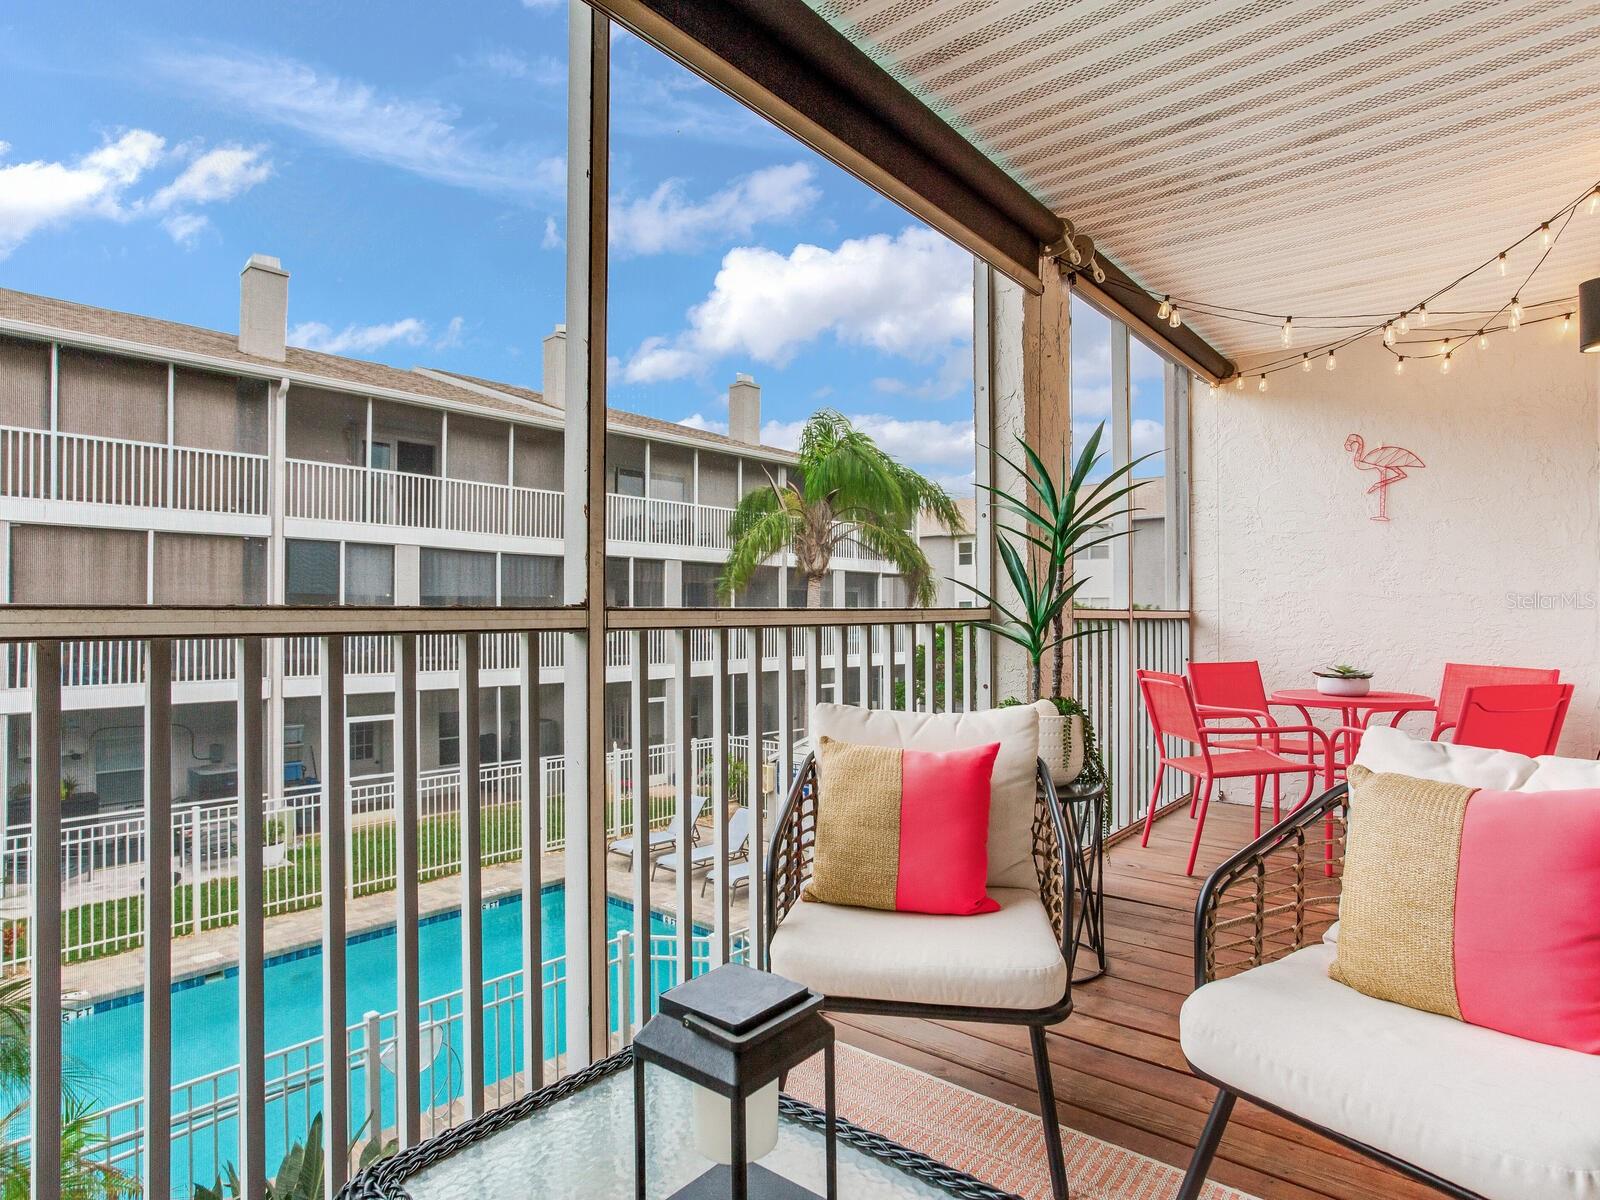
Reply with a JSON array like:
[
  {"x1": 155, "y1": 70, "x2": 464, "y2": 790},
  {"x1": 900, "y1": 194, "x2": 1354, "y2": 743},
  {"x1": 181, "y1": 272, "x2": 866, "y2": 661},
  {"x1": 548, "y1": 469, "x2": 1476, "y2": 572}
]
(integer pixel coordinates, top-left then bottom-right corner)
[{"x1": 63, "y1": 848, "x2": 752, "y2": 1004}]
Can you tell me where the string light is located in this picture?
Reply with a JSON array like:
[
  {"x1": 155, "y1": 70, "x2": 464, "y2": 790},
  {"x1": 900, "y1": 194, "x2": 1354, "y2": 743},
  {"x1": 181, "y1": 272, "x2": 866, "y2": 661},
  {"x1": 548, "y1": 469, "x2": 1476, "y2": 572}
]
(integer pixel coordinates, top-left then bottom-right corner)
[
  {"x1": 1281, "y1": 316, "x2": 1294, "y2": 347},
  {"x1": 1540, "y1": 222, "x2": 1552, "y2": 247},
  {"x1": 1440, "y1": 337, "x2": 1452, "y2": 356},
  {"x1": 1168, "y1": 303, "x2": 1182, "y2": 329},
  {"x1": 1591, "y1": 186, "x2": 1600, "y2": 215},
  {"x1": 1325, "y1": 351, "x2": 1337, "y2": 371},
  {"x1": 1564, "y1": 312, "x2": 1573, "y2": 334},
  {"x1": 1157, "y1": 296, "x2": 1171, "y2": 321},
  {"x1": 1398, "y1": 313, "x2": 1410, "y2": 334},
  {"x1": 1394, "y1": 356, "x2": 1405, "y2": 375},
  {"x1": 1416, "y1": 303, "x2": 1429, "y2": 326},
  {"x1": 1382, "y1": 322, "x2": 1396, "y2": 346},
  {"x1": 1301, "y1": 354, "x2": 1311, "y2": 372},
  {"x1": 1235, "y1": 376, "x2": 1245, "y2": 391},
  {"x1": 1258, "y1": 374, "x2": 1268, "y2": 392},
  {"x1": 1440, "y1": 351, "x2": 1452, "y2": 374},
  {"x1": 1497, "y1": 252, "x2": 1508, "y2": 276},
  {"x1": 1510, "y1": 297, "x2": 1523, "y2": 330},
  {"x1": 1478, "y1": 331, "x2": 1488, "y2": 350}
]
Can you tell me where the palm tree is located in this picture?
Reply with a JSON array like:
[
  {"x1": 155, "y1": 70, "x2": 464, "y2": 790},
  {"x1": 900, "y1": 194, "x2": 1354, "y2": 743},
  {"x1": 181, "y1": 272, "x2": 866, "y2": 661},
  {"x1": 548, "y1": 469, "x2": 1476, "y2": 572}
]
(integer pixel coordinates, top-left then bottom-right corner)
[
  {"x1": 0, "y1": 974, "x2": 138, "y2": 1200},
  {"x1": 718, "y1": 410, "x2": 963, "y2": 607}
]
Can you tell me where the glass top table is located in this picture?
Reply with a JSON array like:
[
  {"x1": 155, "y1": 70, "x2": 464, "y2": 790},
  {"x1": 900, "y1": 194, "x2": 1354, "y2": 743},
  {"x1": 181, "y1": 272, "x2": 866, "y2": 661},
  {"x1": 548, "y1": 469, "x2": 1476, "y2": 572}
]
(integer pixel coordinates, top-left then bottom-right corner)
[{"x1": 340, "y1": 1050, "x2": 1020, "y2": 1200}]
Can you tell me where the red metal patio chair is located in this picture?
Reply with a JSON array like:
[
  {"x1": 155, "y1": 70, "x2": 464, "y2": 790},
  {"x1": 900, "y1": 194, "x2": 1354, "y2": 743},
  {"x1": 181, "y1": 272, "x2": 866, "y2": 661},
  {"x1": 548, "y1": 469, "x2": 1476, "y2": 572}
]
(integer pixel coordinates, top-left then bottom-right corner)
[
  {"x1": 1452, "y1": 682, "x2": 1574, "y2": 756},
  {"x1": 1188, "y1": 659, "x2": 1324, "y2": 761},
  {"x1": 1138, "y1": 670, "x2": 1330, "y2": 875},
  {"x1": 1432, "y1": 662, "x2": 1560, "y2": 741}
]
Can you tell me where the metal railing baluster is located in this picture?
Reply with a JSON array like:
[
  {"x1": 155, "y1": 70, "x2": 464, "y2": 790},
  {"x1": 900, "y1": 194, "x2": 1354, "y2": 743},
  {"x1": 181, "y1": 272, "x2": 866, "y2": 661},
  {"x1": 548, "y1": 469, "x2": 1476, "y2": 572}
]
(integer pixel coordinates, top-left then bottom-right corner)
[
  {"x1": 30, "y1": 641, "x2": 62, "y2": 1200},
  {"x1": 142, "y1": 639, "x2": 173, "y2": 1200},
  {"x1": 672, "y1": 629, "x2": 693, "y2": 984},
  {"x1": 517, "y1": 632, "x2": 544, "y2": 1092},
  {"x1": 319, "y1": 636, "x2": 349, "y2": 1188},
  {"x1": 236, "y1": 636, "x2": 266, "y2": 1197},
  {"x1": 393, "y1": 633, "x2": 421, "y2": 1146},
  {"x1": 458, "y1": 633, "x2": 485, "y2": 1118},
  {"x1": 710, "y1": 628, "x2": 730, "y2": 967},
  {"x1": 629, "y1": 630, "x2": 651, "y2": 1029}
]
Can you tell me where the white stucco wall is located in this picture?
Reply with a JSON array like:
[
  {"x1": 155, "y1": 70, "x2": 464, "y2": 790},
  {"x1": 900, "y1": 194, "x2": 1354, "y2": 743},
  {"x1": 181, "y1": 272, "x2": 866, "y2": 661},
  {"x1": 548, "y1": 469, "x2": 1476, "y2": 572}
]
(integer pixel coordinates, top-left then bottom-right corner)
[{"x1": 1191, "y1": 325, "x2": 1600, "y2": 754}]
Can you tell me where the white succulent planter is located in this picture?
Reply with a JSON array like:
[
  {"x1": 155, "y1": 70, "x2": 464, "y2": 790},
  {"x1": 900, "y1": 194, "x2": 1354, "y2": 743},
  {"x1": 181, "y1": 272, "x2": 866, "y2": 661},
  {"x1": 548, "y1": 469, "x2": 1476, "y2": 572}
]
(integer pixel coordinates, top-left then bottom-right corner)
[
  {"x1": 1315, "y1": 675, "x2": 1371, "y2": 697},
  {"x1": 1034, "y1": 700, "x2": 1086, "y2": 784}
]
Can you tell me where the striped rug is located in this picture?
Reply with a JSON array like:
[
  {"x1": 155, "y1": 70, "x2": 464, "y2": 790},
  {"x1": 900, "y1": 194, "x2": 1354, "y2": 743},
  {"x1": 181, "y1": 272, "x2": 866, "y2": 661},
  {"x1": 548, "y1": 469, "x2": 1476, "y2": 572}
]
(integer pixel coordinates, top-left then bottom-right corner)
[{"x1": 786, "y1": 1044, "x2": 1257, "y2": 1200}]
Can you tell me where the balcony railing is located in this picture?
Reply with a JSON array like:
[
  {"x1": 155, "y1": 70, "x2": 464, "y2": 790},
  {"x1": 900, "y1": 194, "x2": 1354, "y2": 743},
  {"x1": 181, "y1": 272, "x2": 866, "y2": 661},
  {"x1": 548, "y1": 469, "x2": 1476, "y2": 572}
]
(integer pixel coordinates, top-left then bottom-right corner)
[
  {"x1": 0, "y1": 425, "x2": 269, "y2": 515},
  {"x1": 284, "y1": 459, "x2": 563, "y2": 540},
  {"x1": 0, "y1": 606, "x2": 984, "y2": 1197}
]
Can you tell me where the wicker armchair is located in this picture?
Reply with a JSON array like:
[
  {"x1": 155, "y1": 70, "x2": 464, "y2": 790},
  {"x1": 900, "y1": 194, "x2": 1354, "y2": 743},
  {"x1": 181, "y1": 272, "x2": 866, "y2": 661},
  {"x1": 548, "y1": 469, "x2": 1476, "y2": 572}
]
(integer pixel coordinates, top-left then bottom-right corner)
[{"x1": 763, "y1": 752, "x2": 1077, "y2": 1200}]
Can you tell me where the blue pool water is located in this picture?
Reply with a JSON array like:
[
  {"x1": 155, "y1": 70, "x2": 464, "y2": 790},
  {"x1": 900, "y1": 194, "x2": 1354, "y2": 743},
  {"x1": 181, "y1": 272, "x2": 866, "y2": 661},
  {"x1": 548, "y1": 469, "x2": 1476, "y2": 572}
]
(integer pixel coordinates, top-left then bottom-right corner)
[{"x1": 58, "y1": 886, "x2": 696, "y2": 1187}]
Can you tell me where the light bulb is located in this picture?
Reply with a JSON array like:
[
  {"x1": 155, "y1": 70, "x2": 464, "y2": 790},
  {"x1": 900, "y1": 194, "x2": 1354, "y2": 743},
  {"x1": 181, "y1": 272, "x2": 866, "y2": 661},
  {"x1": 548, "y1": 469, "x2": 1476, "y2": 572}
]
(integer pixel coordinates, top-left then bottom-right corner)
[
  {"x1": 1497, "y1": 252, "x2": 1508, "y2": 276},
  {"x1": 1540, "y1": 222, "x2": 1551, "y2": 247},
  {"x1": 1591, "y1": 186, "x2": 1600, "y2": 215},
  {"x1": 1416, "y1": 304, "x2": 1428, "y2": 326},
  {"x1": 1478, "y1": 331, "x2": 1488, "y2": 350},
  {"x1": 1157, "y1": 296, "x2": 1171, "y2": 321},
  {"x1": 1441, "y1": 352, "x2": 1452, "y2": 374},
  {"x1": 1301, "y1": 354, "x2": 1311, "y2": 372},
  {"x1": 1383, "y1": 322, "x2": 1396, "y2": 346},
  {"x1": 1394, "y1": 356, "x2": 1405, "y2": 375},
  {"x1": 1441, "y1": 337, "x2": 1452, "y2": 355},
  {"x1": 1510, "y1": 297, "x2": 1523, "y2": 330},
  {"x1": 1398, "y1": 314, "x2": 1410, "y2": 334},
  {"x1": 1564, "y1": 312, "x2": 1573, "y2": 334},
  {"x1": 1258, "y1": 375, "x2": 1268, "y2": 393},
  {"x1": 1235, "y1": 376, "x2": 1245, "y2": 391},
  {"x1": 1325, "y1": 351, "x2": 1337, "y2": 371},
  {"x1": 1168, "y1": 305, "x2": 1182, "y2": 329}
]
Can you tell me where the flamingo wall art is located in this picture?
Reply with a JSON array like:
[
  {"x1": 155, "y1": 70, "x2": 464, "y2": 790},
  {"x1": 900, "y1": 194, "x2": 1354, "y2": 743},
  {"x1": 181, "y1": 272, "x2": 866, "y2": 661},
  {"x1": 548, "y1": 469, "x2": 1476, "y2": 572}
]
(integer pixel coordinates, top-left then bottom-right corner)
[{"x1": 1345, "y1": 433, "x2": 1425, "y2": 523}]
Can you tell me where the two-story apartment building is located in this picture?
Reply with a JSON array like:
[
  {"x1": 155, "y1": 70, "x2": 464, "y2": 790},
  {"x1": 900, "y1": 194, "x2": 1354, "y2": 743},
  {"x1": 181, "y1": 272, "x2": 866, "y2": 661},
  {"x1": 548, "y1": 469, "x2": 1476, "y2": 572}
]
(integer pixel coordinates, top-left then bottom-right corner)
[{"x1": 0, "y1": 255, "x2": 907, "y2": 829}]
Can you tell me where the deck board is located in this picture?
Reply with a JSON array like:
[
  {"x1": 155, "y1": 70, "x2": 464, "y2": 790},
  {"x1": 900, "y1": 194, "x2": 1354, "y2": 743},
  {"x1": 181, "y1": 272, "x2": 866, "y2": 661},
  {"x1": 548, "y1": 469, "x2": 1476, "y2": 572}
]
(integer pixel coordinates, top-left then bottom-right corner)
[{"x1": 831, "y1": 802, "x2": 1437, "y2": 1200}]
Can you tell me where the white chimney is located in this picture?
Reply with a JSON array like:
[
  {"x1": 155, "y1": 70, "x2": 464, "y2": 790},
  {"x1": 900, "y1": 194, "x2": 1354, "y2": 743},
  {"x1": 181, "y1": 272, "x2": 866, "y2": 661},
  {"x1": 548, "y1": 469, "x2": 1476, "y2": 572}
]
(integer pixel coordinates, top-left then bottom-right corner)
[
  {"x1": 728, "y1": 372, "x2": 760, "y2": 443},
  {"x1": 542, "y1": 324, "x2": 567, "y2": 408},
  {"x1": 239, "y1": 254, "x2": 288, "y2": 361}
]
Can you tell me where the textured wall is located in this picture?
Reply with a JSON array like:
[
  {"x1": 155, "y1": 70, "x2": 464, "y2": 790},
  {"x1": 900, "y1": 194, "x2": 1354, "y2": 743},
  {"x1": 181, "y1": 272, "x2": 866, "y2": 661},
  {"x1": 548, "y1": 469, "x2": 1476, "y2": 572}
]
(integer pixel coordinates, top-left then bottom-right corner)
[{"x1": 1191, "y1": 325, "x2": 1600, "y2": 754}]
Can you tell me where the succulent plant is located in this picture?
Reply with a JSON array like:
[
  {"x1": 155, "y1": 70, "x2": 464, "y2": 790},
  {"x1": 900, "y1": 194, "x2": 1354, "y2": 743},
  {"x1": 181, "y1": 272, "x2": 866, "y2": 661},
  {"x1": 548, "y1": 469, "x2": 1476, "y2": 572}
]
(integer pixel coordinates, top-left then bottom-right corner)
[{"x1": 1315, "y1": 663, "x2": 1373, "y2": 679}]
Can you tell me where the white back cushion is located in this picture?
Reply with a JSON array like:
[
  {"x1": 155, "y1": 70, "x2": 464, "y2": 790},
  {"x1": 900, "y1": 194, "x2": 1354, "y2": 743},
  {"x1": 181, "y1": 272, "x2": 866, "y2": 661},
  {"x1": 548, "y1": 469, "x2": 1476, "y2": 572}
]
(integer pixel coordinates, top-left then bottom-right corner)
[
  {"x1": 811, "y1": 702, "x2": 1040, "y2": 889},
  {"x1": 1351, "y1": 725, "x2": 1573, "y2": 791}
]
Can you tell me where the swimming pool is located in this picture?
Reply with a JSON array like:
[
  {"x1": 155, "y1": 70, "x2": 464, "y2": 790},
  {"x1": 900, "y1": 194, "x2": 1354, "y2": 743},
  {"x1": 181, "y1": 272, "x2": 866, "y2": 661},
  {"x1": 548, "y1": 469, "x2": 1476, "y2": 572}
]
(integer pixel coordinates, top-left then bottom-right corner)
[{"x1": 57, "y1": 886, "x2": 719, "y2": 1190}]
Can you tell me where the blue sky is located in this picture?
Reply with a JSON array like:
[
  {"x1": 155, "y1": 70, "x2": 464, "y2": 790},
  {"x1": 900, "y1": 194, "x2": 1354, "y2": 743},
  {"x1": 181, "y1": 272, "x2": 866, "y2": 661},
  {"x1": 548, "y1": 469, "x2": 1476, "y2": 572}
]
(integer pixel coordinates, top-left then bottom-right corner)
[{"x1": 0, "y1": 1, "x2": 988, "y2": 491}]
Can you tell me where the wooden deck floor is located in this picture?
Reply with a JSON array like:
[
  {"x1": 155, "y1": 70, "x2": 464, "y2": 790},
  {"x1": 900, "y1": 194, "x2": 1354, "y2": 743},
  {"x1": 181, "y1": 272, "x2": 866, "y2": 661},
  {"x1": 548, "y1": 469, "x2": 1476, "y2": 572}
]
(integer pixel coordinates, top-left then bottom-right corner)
[{"x1": 831, "y1": 801, "x2": 1436, "y2": 1200}]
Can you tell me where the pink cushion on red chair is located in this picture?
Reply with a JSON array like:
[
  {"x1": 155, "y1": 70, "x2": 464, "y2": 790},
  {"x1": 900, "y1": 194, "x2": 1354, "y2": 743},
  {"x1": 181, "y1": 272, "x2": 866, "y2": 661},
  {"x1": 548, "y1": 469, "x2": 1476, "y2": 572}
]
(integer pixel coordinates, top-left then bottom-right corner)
[{"x1": 1453, "y1": 788, "x2": 1600, "y2": 1053}]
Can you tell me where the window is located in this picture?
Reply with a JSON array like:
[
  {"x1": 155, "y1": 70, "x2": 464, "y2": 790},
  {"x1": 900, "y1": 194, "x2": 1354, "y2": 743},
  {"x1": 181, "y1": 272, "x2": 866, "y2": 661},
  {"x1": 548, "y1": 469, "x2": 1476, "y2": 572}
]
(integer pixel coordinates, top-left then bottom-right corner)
[
  {"x1": 286, "y1": 541, "x2": 340, "y2": 606},
  {"x1": 438, "y1": 710, "x2": 460, "y2": 768},
  {"x1": 737, "y1": 565, "x2": 779, "y2": 608},
  {"x1": 604, "y1": 557, "x2": 630, "y2": 607},
  {"x1": 957, "y1": 540, "x2": 974, "y2": 566},
  {"x1": 632, "y1": 559, "x2": 665, "y2": 607},
  {"x1": 349, "y1": 723, "x2": 377, "y2": 764},
  {"x1": 502, "y1": 555, "x2": 561, "y2": 607},
  {"x1": 344, "y1": 544, "x2": 394, "y2": 605},
  {"x1": 683, "y1": 562, "x2": 720, "y2": 607},
  {"x1": 616, "y1": 467, "x2": 645, "y2": 497},
  {"x1": 843, "y1": 572, "x2": 879, "y2": 609},
  {"x1": 420, "y1": 548, "x2": 495, "y2": 606}
]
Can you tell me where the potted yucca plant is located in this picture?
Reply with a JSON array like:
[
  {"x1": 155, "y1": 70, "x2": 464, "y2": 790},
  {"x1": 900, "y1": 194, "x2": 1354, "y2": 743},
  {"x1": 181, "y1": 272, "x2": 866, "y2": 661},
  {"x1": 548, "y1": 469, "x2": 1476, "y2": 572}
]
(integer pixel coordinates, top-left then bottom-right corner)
[{"x1": 957, "y1": 424, "x2": 1149, "y2": 784}]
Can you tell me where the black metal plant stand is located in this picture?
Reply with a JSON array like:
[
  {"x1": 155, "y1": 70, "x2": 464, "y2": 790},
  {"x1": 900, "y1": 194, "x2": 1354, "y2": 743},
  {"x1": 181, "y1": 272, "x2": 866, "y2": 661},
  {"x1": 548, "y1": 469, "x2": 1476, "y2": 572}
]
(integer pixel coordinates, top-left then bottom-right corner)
[{"x1": 1059, "y1": 779, "x2": 1107, "y2": 984}]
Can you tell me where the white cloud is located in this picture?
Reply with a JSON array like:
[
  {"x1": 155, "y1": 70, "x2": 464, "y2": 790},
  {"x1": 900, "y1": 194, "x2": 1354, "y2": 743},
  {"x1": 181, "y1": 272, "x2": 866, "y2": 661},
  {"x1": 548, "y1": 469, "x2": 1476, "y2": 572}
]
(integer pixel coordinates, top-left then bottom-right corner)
[
  {"x1": 161, "y1": 211, "x2": 210, "y2": 245},
  {"x1": 622, "y1": 335, "x2": 704, "y2": 385},
  {"x1": 290, "y1": 317, "x2": 430, "y2": 355},
  {"x1": 152, "y1": 49, "x2": 563, "y2": 198},
  {"x1": 435, "y1": 316, "x2": 466, "y2": 351},
  {"x1": 542, "y1": 215, "x2": 563, "y2": 249},
  {"x1": 150, "y1": 145, "x2": 272, "y2": 211},
  {"x1": 610, "y1": 162, "x2": 820, "y2": 257},
  {"x1": 702, "y1": 412, "x2": 973, "y2": 470},
  {"x1": 679, "y1": 413, "x2": 728, "y2": 435},
  {"x1": 621, "y1": 226, "x2": 972, "y2": 381},
  {"x1": 0, "y1": 130, "x2": 164, "y2": 257}
]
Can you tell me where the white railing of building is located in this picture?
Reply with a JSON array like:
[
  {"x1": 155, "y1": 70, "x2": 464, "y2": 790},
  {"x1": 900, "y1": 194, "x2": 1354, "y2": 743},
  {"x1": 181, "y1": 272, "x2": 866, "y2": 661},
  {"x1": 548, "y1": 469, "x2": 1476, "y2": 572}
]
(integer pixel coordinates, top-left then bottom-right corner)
[
  {"x1": 284, "y1": 460, "x2": 564, "y2": 540},
  {"x1": 26, "y1": 927, "x2": 749, "y2": 1198},
  {"x1": 1073, "y1": 613, "x2": 1192, "y2": 834},
  {"x1": 0, "y1": 425, "x2": 268, "y2": 515}
]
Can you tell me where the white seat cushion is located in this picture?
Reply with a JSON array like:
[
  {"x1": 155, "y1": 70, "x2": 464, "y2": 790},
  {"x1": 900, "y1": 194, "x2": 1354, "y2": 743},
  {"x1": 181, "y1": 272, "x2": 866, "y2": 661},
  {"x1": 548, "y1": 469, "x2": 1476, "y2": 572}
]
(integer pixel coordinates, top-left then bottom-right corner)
[
  {"x1": 1181, "y1": 945, "x2": 1600, "y2": 1200},
  {"x1": 811, "y1": 702, "x2": 1040, "y2": 888},
  {"x1": 769, "y1": 887, "x2": 1067, "y2": 1011},
  {"x1": 1353, "y1": 725, "x2": 1537, "y2": 789}
]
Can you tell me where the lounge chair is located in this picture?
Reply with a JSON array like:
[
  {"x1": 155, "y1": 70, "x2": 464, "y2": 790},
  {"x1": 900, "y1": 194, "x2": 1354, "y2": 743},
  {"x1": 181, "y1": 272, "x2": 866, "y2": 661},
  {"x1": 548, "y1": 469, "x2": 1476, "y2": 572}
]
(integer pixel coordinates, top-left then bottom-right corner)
[
  {"x1": 607, "y1": 793, "x2": 710, "y2": 863},
  {"x1": 656, "y1": 807, "x2": 750, "y2": 881},
  {"x1": 702, "y1": 858, "x2": 750, "y2": 897}
]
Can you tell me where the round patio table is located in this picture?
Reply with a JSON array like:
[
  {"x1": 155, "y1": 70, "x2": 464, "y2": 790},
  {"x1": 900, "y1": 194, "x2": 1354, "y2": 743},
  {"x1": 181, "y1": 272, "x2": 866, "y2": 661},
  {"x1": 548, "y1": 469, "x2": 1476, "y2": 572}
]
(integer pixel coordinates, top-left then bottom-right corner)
[{"x1": 1268, "y1": 688, "x2": 1435, "y2": 730}]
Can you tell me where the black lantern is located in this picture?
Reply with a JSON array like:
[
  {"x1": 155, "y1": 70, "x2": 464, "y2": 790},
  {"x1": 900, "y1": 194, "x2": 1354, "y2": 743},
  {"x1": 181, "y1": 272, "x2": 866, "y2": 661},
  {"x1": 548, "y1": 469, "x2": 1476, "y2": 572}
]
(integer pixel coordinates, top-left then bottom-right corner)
[
  {"x1": 1581, "y1": 277, "x2": 1600, "y2": 354},
  {"x1": 633, "y1": 963, "x2": 837, "y2": 1200}
]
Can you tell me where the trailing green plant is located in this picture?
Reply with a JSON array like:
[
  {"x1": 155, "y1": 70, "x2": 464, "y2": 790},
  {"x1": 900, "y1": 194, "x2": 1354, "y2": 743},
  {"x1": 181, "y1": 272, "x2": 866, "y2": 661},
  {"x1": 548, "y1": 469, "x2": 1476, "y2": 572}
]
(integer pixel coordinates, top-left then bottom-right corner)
[
  {"x1": 696, "y1": 756, "x2": 750, "y2": 801},
  {"x1": 957, "y1": 424, "x2": 1150, "y2": 701},
  {"x1": 997, "y1": 695, "x2": 1111, "y2": 826},
  {"x1": 0, "y1": 975, "x2": 140, "y2": 1200},
  {"x1": 718, "y1": 410, "x2": 963, "y2": 607},
  {"x1": 263, "y1": 814, "x2": 289, "y2": 846}
]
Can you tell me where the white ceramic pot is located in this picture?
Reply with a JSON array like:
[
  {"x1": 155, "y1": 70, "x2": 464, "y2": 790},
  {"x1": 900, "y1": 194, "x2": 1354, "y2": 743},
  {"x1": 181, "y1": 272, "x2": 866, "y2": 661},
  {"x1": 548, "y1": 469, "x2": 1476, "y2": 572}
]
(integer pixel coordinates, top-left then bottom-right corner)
[
  {"x1": 263, "y1": 842, "x2": 288, "y2": 869},
  {"x1": 1315, "y1": 675, "x2": 1371, "y2": 697},
  {"x1": 1034, "y1": 700, "x2": 1086, "y2": 784}
]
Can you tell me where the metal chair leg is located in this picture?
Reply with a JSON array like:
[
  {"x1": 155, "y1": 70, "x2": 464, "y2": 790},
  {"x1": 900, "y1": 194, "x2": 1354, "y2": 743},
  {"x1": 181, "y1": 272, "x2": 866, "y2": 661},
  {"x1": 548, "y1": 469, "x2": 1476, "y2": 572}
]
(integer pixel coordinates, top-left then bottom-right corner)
[
  {"x1": 1176, "y1": 1089, "x2": 1236, "y2": 1200},
  {"x1": 1029, "y1": 1024, "x2": 1069, "y2": 1199}
]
